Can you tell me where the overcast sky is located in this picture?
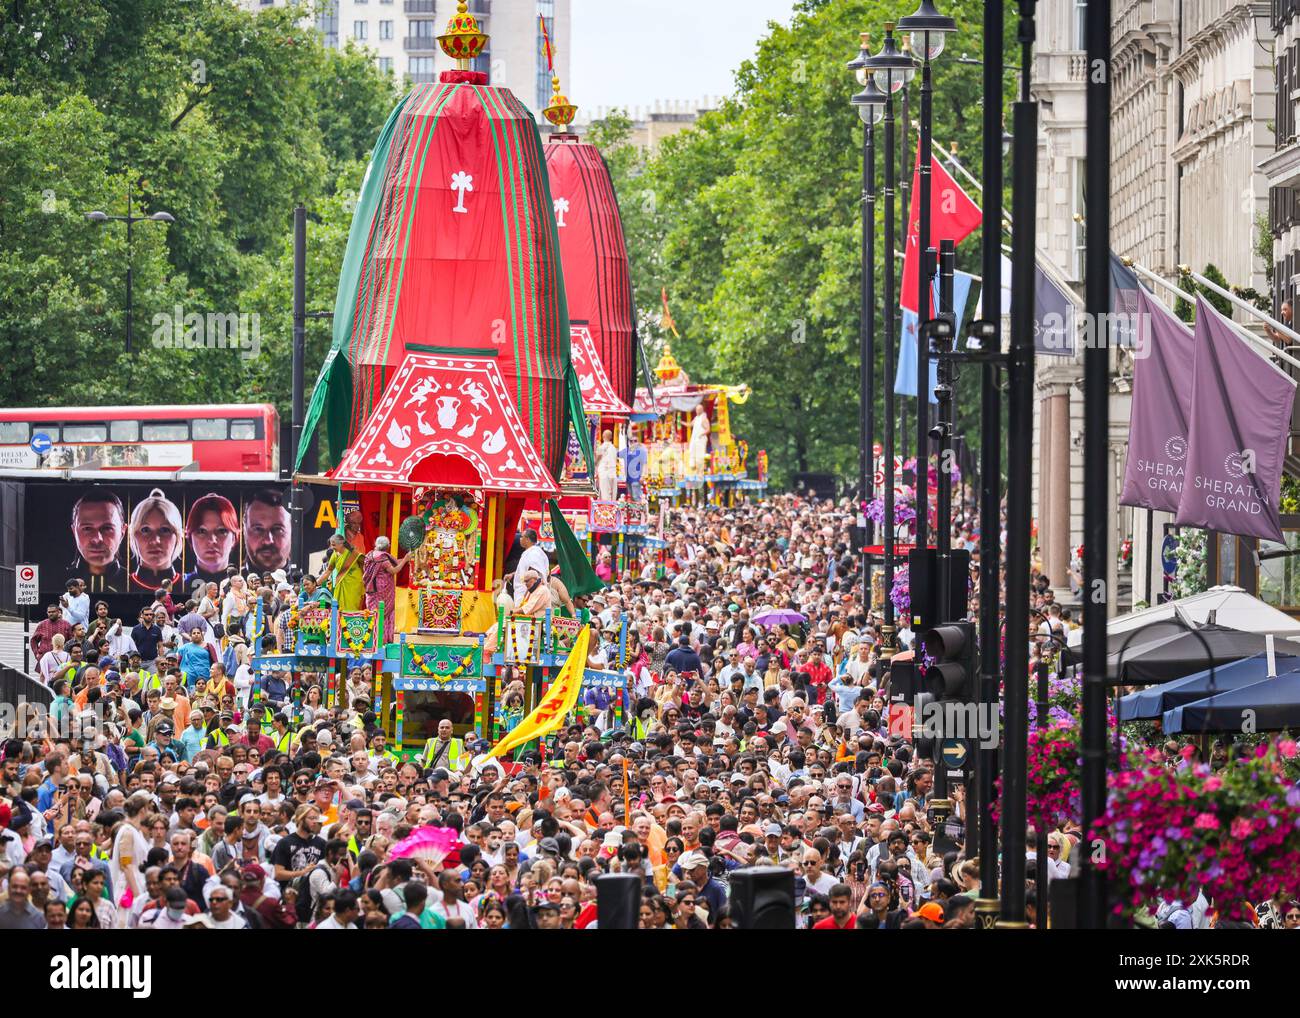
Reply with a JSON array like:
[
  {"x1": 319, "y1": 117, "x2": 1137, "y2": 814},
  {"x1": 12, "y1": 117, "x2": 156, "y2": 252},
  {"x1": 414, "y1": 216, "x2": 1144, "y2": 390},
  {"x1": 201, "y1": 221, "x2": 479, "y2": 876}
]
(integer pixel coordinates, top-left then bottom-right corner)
[{"x1": 570, "y1": 0, "x2": 799, "y2": 114}]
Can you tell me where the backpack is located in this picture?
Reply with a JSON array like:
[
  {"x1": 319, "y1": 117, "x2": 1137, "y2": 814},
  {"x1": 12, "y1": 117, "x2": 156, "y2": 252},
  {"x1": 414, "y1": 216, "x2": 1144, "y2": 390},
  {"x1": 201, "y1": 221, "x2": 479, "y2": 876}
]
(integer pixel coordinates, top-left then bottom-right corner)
[{"x1": 294, "y1": 859, "x2": 334, "y2": 920}]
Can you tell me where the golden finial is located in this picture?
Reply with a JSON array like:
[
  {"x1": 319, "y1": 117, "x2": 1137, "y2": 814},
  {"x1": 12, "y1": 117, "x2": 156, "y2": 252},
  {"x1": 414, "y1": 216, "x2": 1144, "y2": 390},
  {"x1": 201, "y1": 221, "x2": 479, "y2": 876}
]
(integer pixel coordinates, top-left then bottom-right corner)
[{"x1": 438, "y1": 0, "x2": 489, "y2": 70}]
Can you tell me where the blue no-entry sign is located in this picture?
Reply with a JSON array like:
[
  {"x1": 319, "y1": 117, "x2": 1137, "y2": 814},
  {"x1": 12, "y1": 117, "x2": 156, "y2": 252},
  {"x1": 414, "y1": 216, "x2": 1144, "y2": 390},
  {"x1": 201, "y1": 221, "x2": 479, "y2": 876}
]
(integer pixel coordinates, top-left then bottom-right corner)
[{"x1": 30, "y1": 432, "x2": 52, "y2": 455}]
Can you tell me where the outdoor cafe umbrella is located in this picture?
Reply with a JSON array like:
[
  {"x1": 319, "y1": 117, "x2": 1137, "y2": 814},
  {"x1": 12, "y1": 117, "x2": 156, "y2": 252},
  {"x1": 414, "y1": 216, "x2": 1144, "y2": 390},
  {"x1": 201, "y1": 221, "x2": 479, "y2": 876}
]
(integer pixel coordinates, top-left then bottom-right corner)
[
  {"x1": 1117, "y1": 653, "x2": 1300, "y2": 720},
  {"x1": 1163, "y1": 670, "x2": 1300, "y2": 734},
  {"x1": 1061, "y1": 618, "x2": 1193, "y2": 668},
  {"x1": 1102, "y1": 624, "x2": 1298, "y2": 686}
]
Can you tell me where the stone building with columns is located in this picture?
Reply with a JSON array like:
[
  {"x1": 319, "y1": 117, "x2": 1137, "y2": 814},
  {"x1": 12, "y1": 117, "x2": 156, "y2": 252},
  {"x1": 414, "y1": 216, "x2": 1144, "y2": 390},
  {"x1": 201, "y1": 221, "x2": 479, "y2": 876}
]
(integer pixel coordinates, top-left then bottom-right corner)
[{"x1": 1029, "y1": 0, "x2": 1276, "y2": 613}]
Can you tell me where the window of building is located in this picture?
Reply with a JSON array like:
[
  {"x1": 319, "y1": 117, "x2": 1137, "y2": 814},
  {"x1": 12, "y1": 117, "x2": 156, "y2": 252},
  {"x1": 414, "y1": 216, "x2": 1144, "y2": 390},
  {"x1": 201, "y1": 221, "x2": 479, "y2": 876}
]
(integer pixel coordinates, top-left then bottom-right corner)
[
  {"x1": 62, "y1": 425, "x2": 108, "y2": 443},
  {"x1": 109, "y1": 420, "x2": 140, "y2": 442},
  {"x1": 378, "y1": 56, "x2": 393, "y2": 74},
  {"x1": 536, "y1": 4, "x2": 555, "y2": 113},
  {"x1": 317, "y1": 0, "x2": 339, "y2": 48},
  {"x1": 410, "y1": 18, "x2": 437, "y2": 38},
  {"x1": 1072, "y1": 158, "x2": 1087, "y2": 281},
  {"x1": 409, "y1": 56, "x2": 435, "y2": 80},
  {"x1": 354, "y1": 20, "x2": 368, "y2": 40},
  {"x1": 1073, "y1": 0, "x2": 1087, "y2": 49},
  {"x1": 1218, "y1": 533, "x2": 1238, "y2": 587},
  {"x1": 379, "y1": 19, "x2": 393, "y2": 40},
  {"x1": 142, "y1": 422, "x2": 190, "y2": 442},
  {"x1": 1258, "y1": 531, "x2": 1300, "y2": 609}
]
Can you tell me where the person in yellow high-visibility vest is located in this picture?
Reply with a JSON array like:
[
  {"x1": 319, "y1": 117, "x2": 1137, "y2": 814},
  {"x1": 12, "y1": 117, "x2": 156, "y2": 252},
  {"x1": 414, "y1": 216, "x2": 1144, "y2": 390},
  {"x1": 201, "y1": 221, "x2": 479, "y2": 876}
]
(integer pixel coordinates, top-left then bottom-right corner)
[
  {"x1": 368, "y1": 731, "x2": 400, "y2": 769},
  {"x1": 420, "y1": 718, "x2": 467, "y2": 772},
  {"x1": 270, "y1": 713, "x2": 295, "y2": 756},
  {"x1": 205, "y1": 711, "x2": 235, "y2": 750}
]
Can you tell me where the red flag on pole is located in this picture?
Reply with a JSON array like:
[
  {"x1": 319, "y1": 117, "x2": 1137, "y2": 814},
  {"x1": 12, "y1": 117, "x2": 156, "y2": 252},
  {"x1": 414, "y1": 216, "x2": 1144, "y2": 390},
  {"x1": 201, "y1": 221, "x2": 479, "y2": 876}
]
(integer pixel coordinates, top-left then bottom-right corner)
[
  {"x1": 899, "y1": 143, "x2": 982, "y2": 314},
  {"x1": 539, "y1": 14, "x2": 555, "y2": 72}
]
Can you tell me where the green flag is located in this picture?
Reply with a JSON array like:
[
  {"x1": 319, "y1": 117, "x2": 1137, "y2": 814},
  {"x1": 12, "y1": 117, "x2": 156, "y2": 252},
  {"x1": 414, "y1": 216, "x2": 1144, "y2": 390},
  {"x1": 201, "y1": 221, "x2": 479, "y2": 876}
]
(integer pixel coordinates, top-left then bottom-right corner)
[
  {"x1": 547, "y1": 499, "x2": 605, "y2": 599},
  {"x1": 565, "y1": 364, "x2": 595, "y2": 472}
]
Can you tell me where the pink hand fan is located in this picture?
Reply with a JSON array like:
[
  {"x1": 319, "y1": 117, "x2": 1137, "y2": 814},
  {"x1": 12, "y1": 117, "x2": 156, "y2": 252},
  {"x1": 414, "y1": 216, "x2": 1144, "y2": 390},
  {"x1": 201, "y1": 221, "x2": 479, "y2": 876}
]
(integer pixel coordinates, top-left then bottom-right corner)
[{"x1": 389, "y1": 826, "x2": 463, "y2": 868}]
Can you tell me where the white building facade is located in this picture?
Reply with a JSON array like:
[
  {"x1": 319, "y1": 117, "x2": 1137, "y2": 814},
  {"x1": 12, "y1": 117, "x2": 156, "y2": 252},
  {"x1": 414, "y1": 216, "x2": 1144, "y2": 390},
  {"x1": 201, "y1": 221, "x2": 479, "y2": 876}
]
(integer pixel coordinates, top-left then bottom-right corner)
[{"x1": 242, "y1": 0, "x2": 571, "y2": 118}]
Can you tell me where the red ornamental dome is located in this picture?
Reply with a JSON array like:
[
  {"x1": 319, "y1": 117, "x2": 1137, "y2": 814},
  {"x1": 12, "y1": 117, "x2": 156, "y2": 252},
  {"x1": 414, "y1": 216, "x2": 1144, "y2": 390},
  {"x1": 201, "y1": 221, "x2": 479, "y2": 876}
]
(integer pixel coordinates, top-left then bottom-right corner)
[
  {"x1": 300, "y1": 79, "x2": 579, "y2": 484},
  {"x1": 544, "y1": 136, "x2": 637, "y2": 408}
]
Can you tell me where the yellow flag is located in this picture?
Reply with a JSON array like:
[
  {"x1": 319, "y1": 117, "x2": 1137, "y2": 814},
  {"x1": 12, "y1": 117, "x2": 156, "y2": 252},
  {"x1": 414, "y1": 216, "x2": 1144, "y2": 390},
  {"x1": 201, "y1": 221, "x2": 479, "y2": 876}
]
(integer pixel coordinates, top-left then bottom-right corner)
[{"x1": 476, "y1": 626, "x2": 590, "y2": 764}]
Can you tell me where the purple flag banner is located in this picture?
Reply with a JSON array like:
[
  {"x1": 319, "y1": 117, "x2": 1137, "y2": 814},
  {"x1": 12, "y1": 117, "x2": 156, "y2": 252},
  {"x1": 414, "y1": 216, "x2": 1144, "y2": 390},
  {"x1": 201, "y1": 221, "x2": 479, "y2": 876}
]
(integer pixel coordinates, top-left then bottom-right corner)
[
  {"x1": 1119, "y1": 288, "x2": 1193, "y2": 512},
  {"x1": 1175, "y1": 297, "x2": 1296, "y2": 543}
]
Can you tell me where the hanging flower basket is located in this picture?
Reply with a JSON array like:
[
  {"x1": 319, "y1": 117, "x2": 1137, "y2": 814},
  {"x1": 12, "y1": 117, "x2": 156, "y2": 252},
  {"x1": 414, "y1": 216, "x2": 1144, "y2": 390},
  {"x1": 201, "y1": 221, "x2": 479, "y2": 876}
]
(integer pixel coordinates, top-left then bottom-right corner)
[
  {"x1": 1089, "y1": 740, "x2": 1300, "y2": 922},
  {"x1": 890, "y1": 566, "x2": 910, "y2": 618},
  {"x1": 865, "y1": 490, "x2": 917, "y2": 530}
]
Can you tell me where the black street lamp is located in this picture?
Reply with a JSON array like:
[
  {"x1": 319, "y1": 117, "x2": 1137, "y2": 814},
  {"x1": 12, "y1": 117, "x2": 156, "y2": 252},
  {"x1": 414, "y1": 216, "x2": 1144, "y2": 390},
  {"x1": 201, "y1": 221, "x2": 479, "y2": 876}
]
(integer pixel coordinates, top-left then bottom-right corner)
[
  {"x1": 999, "y1": 0, "x2": 1039, "y2": 930},
  {"x1": 864, "y1": 25, "x2": 914, "y2": 653},
  {"x1": 85, "y1": 188, "x2": 175, "y2": 353},
  {"x1": 897, "y1": 0, "x2": 955, "y2": 562},
  {"x1": 849, "y1": 37, "x2": 886, "y2": 601},
  {"x1": 973, "y1": 0, "x2": 1005, "y2": 931},
  {"x1": 1080, "y1": 0, "x2": 1113, "y2": 931}
]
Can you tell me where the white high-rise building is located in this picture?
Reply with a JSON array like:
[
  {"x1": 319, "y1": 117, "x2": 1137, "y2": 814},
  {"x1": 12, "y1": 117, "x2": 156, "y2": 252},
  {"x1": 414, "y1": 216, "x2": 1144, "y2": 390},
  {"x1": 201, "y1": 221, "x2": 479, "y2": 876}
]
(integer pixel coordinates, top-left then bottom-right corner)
[{"x1": 241, "y1": 0, "x2": 571, "y2": 118}]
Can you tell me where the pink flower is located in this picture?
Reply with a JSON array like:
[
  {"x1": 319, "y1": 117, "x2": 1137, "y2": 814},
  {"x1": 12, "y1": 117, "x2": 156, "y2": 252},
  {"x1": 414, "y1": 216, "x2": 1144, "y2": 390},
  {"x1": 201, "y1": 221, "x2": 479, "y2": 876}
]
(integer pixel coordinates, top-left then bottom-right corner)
[
  {"x1": 1204, "y1": 776, "x2": 1222, "y2": 792},
  {"x1": 1280, "y1": 740, "x2": 1298, "y2": 760},
  {"x1": 1193, "y1": 813, "x2": 1219, "y2": 831}
]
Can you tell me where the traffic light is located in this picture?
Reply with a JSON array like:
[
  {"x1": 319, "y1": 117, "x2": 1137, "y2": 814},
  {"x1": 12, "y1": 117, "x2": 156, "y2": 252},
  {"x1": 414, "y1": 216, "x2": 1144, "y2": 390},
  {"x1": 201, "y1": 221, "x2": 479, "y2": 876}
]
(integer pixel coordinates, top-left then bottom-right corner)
[
  {"x1": 907, "y1": 548, "x2": 971, "y2": 632},
  {"x1": 919, "y1": 621, "x2": 977, "y2": 703}
]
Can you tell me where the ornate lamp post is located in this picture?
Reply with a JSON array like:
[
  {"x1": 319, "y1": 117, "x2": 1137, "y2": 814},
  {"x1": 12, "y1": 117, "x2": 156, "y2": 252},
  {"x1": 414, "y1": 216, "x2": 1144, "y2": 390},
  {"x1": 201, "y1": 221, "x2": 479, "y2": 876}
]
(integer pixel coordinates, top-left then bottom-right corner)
[
  {"x1": 849, "y1": 36, "x2": 886, "y2": 605},
  {"x1": 896, "y1": 0, "x2": 955, "y2": 560},
  {"x1": 863, "y1": 26, "x2": 914, "y2": 653}
]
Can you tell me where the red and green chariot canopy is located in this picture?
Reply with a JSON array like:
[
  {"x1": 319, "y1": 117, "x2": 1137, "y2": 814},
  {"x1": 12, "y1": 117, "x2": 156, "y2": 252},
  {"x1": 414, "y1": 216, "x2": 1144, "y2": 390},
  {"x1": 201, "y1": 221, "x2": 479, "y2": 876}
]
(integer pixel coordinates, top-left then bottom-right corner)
[
  {"x1": 544, "y1": 135, "x2": 638, "y2": 411},
  {"x1": 299, "y1": 76, "x2": 589, "y2": 484}
]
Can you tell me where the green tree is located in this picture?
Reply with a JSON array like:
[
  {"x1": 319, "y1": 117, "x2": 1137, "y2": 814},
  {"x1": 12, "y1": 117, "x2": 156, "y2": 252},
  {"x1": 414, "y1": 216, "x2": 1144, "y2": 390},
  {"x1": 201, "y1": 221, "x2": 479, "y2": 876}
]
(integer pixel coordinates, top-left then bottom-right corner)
[
  {"x1": 627, "y1": 0, "x2": 997, "y2": 487},
  {"x1": 0, "y1": 0, "x2": 395, "y2": 420},
  {"x1": 0, "y1": 93, "x2": 184, "y2": 407},
  {"x1": 1174, "y1": 263, "x2": 1237, "y2": 323}
]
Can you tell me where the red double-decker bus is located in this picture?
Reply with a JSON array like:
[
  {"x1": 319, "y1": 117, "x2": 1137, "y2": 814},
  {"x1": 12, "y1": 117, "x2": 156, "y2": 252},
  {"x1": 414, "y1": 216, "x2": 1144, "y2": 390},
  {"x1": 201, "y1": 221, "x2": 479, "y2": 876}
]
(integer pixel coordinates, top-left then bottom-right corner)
[{"x1": 0, "y1": 404, "x2": 279, "y2": 480}]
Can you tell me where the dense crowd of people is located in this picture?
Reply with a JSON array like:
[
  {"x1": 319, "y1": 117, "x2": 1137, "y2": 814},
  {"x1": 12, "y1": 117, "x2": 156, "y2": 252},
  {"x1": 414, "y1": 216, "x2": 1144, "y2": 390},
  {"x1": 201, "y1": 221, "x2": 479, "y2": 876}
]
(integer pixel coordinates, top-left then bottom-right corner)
[{"x1": 1, "y1": 491, "x2": 1294, "y2": 930}]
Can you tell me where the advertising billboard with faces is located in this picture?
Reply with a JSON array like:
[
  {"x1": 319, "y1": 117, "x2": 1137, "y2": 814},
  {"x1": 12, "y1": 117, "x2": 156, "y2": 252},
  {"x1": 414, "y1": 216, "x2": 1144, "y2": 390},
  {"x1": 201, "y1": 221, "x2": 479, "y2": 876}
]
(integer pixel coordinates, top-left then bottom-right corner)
[{"x1": 23, "y1": 482, "x2": 337, "y2": 613}]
